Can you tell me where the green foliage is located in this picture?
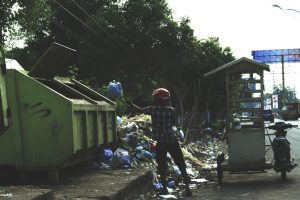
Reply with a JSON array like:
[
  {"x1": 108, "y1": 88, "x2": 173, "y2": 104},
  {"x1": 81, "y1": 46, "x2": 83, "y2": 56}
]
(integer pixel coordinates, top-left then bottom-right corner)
[
  {"x1": 67, "y1": 65, "x2": 79, "y2": 79},
  {"x1": 0, "y1": 1, "x2": 18, "y2": 47},
  {"x1": 16, "y1": 0, "x2": 52, "y2": 42},
  {"x1": 210, "y1": 119, "x2": 225, "y2": 132},
  {"x1": 115, "y1": 96, "x2": 131, "y2": 116},
  {"x1": 97, "y1": 84, "x2": 108, "y2": 97}
]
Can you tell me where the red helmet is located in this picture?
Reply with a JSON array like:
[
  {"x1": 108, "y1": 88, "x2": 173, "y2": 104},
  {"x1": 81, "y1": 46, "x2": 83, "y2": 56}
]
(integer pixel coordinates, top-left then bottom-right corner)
[{"x1": 152, "y1": 88, "x2": 170, "y2": 100}]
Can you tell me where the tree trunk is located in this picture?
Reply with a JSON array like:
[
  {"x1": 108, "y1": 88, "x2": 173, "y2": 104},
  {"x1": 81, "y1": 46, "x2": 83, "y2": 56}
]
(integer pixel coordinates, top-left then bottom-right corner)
[{"x1": 184, "y1": 78, "x2": 202, "y2": 142}]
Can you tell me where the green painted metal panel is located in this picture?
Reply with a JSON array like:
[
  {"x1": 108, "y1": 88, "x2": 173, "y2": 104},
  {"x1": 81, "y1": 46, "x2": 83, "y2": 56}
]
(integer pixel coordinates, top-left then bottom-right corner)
[
  {"x1": 0, "y1": 71, "x2": 8, "y2": 127},
  {"x1": 97, "y1": 112, "x2": 105, "y2": 146},
  {"x1": 12, "y1": 70, "x2": 73, "y2": 169},
  {"x1": 2, "y1": 70, "x2": 26, "y2": 166},
  {"x1": 87, "y1": 111, "x2": 97, "y2": 149},
  {"x1": 0, "y1": 130, "x2": 15, "y2": 164},
  {"x1": 0, "y1": 53, "x2": 8, "y2": 127},
  {"x1": 73, "y1": 111, "x2": 86, "y2": 152},
  {"x1": 107, "y1": 111, "x2": 116, "y2": 143},
  {"x1": 0, "y1": 56, "x2": 13, "y2": 164}
]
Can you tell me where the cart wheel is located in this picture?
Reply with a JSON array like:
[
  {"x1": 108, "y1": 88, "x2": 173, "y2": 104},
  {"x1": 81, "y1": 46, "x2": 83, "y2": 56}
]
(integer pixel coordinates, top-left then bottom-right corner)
[
  {"x1": 281, "y1": 170, "x2": 287, "y2": 181},
  {"x1": 217, "y1": 169, "x2": 223, "y2": 185},
  {"x1": 217, "y1": 153, "x2": 225, "y2": 186}
]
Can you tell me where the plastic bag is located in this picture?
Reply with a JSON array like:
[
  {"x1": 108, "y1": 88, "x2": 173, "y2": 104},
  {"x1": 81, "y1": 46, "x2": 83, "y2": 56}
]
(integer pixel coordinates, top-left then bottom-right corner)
[
  {"x1": 108, "y1": 80, "x2": 123, "y2": 100},
  {"x1": 112, "y1": 148, "x2": 131, "y2": 169},
  {"x1": 103, "y1": 148, "x2": 113, "y2": 160},
  {"x1": 126, "y1": 122, "x2": 138, "y2": 132}
]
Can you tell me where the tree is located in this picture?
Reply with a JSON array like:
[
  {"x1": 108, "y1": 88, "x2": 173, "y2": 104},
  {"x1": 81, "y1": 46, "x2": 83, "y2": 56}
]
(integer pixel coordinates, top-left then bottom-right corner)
[{"x1": 0, "y1": 0, "x2": 17, "y2": 54}]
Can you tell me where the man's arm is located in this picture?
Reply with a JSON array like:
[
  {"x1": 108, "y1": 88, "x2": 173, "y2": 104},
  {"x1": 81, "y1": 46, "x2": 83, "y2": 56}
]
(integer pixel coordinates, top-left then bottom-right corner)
[
  {"x1": 130, "y1": 102, "x2": 143, "y2": 113},
  {"x1": 171, "y1": 108, "x2": 176, "y2": 126}
]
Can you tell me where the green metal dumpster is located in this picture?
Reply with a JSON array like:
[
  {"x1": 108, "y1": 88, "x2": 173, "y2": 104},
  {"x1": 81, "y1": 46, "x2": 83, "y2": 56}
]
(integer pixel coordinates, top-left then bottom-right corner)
[{"x1": 0, "y1": 43, "x2": 117, "y2": 180}]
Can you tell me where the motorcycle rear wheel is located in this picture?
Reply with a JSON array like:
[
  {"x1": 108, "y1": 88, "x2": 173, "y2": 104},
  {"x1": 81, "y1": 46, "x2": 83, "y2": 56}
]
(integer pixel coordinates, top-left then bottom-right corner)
[{"x1": 281, "y1": 170, "x2": 287, "y2": 181}]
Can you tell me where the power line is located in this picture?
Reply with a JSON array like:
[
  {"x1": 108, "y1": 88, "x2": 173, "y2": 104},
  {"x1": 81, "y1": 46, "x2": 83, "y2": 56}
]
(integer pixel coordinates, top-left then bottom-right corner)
[
  {"x1": 69, "y1": 0, "x2": 142, "y2": 62},
  {"x1": 53, "y1": 0, "x2": 108, "y2": 41},
  {"x1": 52, "y1": 0, "x2": 157, "y2": 69},
  {"x1": 70, "y1": 0, "x2": 113, "y2": 40}
]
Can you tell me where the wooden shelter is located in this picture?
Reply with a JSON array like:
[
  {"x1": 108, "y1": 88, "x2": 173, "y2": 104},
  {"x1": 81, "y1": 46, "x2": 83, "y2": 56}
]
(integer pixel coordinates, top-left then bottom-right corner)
[{"x1": 204, "y1": 57, "x2": 270, "y2": 165}]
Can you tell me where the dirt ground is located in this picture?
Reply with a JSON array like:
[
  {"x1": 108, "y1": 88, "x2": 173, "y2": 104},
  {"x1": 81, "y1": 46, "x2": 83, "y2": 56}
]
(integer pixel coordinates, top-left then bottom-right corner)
[{"x1": 0, "y1": 164, "x2": 152, "y2": 200}]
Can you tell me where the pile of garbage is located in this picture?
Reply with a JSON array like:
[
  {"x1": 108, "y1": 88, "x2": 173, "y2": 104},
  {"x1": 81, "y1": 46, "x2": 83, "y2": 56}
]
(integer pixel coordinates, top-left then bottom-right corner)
[{"x1": 87, "y1": 114, "x2": 222, "y2": 199}]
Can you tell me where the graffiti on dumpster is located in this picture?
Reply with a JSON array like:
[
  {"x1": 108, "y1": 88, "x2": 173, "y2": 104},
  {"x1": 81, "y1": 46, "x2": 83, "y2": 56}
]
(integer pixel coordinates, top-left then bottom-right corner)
[
  {"x1": 23, "y1": 102, "x2": 52, "y2": 118},
  {"x1": 50, "y1": 119, "x2": 63, "y2": 141}
]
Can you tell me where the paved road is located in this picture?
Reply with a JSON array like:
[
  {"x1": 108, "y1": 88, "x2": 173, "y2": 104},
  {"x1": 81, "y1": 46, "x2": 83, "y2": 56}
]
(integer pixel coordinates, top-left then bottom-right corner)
[{"x1": 188, "y1": 119, "x2": 300, "y2": 200}]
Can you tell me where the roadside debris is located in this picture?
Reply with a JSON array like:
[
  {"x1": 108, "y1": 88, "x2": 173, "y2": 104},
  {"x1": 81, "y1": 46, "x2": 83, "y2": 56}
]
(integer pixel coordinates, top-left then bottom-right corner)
[
  {"x1": 0, "y1": 193, "x2": 13, "y2": 198},
  {"x1": 86, "y1": 114, "x2": 222, "y2": 199}
]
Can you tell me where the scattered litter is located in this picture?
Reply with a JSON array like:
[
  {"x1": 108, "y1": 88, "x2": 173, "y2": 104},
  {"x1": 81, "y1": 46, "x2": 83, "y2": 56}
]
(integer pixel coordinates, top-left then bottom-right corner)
[
  {"x1": 90, "y1": 114, "x2": 224, "y2": 199},
  {"x1": 103, "y1": 148, "x2": 113, "y2": 159},
  {"x1": 117, "y1": 116, "x2": 122, "y2": 126},
  {"x1": 178, "y1": 130, "x2": 184, "y2": 140},
  {"x1": 189, "y1": 184, "x2": 198, "y2": 189},
  {"x1": 191, "y1": 178, "x2": 208, "y2": 183},
  {"x1": 186, "y1": 168, "x2": 195, "y2": 177},
  {"x1": 240, "y1": 193, "x2": 252, "y2": 197},
  {"x1": 159, "y1": 194, "x2": 177, "y2": 199},
  {"x1": 0, "y1": 193, "x2": 13, "y2": 198},
  {"x1": 173, "y1": 166, "x2": 181, "y2": 175},
  {"x1": 125, "y1": 122, "x2": 139, "y2": 132},
  {"x1": 167, "y1": 180, "x2": 176, "y2": 188}
]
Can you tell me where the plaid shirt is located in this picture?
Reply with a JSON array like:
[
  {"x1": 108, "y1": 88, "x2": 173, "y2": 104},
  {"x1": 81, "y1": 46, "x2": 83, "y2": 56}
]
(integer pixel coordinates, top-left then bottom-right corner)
[{"x1": 143, "y1": 106, "x2": 177, "y2": 142}]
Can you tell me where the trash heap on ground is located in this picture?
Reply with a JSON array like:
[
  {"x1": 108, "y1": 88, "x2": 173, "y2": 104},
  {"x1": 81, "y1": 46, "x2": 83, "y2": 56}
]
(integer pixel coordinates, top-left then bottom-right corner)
[{"x1": 87, "y1": 114, "x2": 222, "y2": 199}]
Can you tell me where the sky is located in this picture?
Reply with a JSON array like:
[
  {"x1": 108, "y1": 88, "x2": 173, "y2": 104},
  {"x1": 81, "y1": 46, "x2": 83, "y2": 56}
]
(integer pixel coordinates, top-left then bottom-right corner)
[{"x1": 167, "y1": 0, "x2": 300, "y2": 97}]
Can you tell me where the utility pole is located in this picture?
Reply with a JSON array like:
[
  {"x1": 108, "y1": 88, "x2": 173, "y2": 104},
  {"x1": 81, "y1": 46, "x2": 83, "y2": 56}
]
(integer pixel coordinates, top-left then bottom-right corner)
[
  {"x1": 281, "y1": 55, "x2": 286, "y2": 104},
  {"x1": 281, "y1": 55, "x2": 285, "y2": 91}
]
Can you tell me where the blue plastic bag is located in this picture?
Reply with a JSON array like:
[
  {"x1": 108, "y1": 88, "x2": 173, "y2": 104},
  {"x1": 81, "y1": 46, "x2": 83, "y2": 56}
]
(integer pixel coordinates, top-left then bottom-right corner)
[
  {"x1": 108, "y1": 80, "x2": 123, "y2": 100},
  {"x1": 103, "y1": 148, "x2": 113, "y2": 160},
  {"x1": 167, "y1": 180, "x2": 176, "y2": 188},
  {"x1": 143, "y1": 151, "x2": 153, "y2": 160},
  {"x1": 173, "y1": 166, "x2": 181, "y2": 175},
  {"x1": 153, "y1": 183, "x2": 163, "y2": 191},
  {"x1": 121, "y1": 155, "x2": 131, "y2": 168},
  {"x1": 135, "y1": 146, "x2": 144, "y2": 153}
]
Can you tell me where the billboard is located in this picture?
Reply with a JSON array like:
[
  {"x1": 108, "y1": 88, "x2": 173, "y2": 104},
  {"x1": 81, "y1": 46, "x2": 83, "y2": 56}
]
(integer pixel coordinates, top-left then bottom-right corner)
[
  {"x1": 252, "y1": 48, "x2": 300, "y2": 64},
  {"x1": 272, "y1": 95, "x2": 279, "y2": 109}
]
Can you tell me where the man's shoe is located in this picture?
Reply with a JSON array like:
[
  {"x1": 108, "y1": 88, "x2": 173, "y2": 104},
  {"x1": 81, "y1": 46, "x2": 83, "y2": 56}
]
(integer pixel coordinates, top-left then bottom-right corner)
[{"x1": 185, "y1": 188, "x2": 192, "y2": 197}]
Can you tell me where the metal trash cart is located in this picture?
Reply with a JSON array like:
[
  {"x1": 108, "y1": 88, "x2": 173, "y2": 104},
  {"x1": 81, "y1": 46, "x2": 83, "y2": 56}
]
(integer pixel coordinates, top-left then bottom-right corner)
[{"x1": 204, "y1": 57, "x2": 272, "y2": 185}]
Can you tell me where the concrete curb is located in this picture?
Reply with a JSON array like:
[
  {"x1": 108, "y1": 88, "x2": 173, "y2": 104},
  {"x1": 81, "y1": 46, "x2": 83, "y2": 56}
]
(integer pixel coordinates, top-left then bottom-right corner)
[
  {"x1": 110, "y1": 169, "x2": 153, "y2": 200},
  {"x1": 1, "y1": 167, "x2": 154, "y2": 200}
]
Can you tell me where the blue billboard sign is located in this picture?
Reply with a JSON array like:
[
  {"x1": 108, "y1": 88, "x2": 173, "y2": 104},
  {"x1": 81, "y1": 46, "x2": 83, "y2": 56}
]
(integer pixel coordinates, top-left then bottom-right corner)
[{"x1": 252, "y1": 48, "x2": 300, "y2": 64}]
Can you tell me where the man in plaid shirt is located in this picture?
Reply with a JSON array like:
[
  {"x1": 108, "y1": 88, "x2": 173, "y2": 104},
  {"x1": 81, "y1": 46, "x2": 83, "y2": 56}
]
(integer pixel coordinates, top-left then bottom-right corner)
[{"x1": 132, "y1": 88, "x2": 192, "y2": 196}]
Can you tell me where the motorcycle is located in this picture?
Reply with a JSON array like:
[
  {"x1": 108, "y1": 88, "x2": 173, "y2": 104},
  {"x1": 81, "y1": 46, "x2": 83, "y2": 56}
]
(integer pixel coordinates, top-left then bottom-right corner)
[{"x1": 266, "y1": 122, "x2": 298, "y2": 181}]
